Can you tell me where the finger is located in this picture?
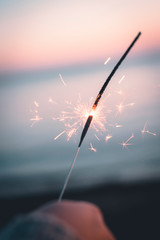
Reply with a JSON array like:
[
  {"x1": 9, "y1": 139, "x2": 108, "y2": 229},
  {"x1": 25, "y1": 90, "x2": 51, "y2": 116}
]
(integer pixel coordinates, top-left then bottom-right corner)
[{"x1": 32, "y1": 200, "x2": 116, "y2": 240}]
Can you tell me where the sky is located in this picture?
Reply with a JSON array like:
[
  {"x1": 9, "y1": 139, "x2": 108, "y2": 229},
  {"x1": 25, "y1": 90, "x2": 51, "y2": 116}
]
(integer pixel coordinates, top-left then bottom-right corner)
[{"x1": 0, "y1": 0, "x2": 160, "y2": 72}]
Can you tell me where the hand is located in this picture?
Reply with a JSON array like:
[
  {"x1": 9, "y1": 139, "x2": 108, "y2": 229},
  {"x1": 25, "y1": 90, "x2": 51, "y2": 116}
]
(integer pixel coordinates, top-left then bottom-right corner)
[{"x1": 32, "y1": 200, "x2": 116, "y2": 240}]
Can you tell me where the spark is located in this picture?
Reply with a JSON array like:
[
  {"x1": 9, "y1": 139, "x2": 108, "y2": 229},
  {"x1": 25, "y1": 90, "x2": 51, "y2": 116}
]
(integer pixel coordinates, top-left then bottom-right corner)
[
  {"x1": 108, "y1": 123, "x2": 123, "y2": 128},
  {"x1": 116, "y1": 124, "x2": 123, "y2": 128},
  {"x1": 59, "y1": 73, "x2": 66, "y2": 86},
  {"x1": 49, "y1": 97, "x2": 57, "y2": 104},
  {"x1": 141, "y1": 122, "x2": 157, "y2": 136},
  {"x1": 66, "y1": 128, "x2": 77, "y2": 141},
  {"x1": 34, "y1": 101, "x2": 39, "y2": 107},
  {"x1": 30, "y1": 115, "x2": 43, "y2": 127},
  {"x1": 30, "y1": 108, "x2": 38, "y2": 114},
  {"x1": 116, "y1": 90, "x2": 123, "y2": 95},
  {"x1": 54, "y1": 130, "x2": 66, "y2": 140},
  {"x1": 116, "y1": 103, "x2": 124, "y2": 113},
  {"x1": 89, "y1": 143, "x2": 97, "y2": 152},
  {"x1": 65, "y1": 100, "x2": 72, "y2": 105},
  {"x1": 125, "y1": 102, "x2": 135, "y2": 107},
  {"x1": 95, "y1": 134, "x2": 100, "y2": 141},
  {"x1": 105, "y1": 134, "x2": 112, "y2": 142},
  {"x1": 30, "y1": 101, "x2": 43, "y2": 127},
  {"x1": 145, "y1": 131, "x2": 157, "y2": 136},
  {"x1": 116, "y1": 102, "x2": 135, "y2": 113},
  {"x1": 141, "y1": 121, "x2": 147, "y2": 134},
  {"x1": 119, "y1": 75, "x2": 125, "y2": 84},
  {"x1": 104, "y1": 57, "x2": 111, "y2": 65},
  {"x1": 120, "y1": 133, "x2": 134, "y2": 149}
]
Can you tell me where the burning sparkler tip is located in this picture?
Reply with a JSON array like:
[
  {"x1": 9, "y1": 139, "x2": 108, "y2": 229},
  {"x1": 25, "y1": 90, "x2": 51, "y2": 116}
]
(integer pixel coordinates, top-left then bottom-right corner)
[{"x1": 58, "y1": 32, "x2": 141, "y2": 200}]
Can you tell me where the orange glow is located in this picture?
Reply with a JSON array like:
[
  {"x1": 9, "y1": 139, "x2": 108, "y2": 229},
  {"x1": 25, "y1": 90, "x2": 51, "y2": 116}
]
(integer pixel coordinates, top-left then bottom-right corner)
[
  {"x1": 53, "y1": 96, "x2": 106, "y2": 141},
  {"x1": 89, "y1": 109, "x2": 96, "y2": 118}
]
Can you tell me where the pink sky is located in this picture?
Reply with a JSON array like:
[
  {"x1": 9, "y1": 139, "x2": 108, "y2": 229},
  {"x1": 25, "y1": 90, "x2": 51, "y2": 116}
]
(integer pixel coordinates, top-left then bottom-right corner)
[{"x1": 0, "y1": 0, "x2": 160, "y2": 72}]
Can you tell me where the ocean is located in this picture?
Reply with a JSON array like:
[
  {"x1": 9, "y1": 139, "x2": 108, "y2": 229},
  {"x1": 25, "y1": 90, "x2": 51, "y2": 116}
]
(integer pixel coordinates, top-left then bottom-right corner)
[{"x1": 0, "y1": 55, "x2": 160, "y2": 197}]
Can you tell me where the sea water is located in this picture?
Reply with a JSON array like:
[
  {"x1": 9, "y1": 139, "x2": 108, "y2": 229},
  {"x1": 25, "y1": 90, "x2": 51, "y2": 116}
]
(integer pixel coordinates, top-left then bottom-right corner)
[{"x1": 0, "y1": 56, "x2": 160, "y2": 197}]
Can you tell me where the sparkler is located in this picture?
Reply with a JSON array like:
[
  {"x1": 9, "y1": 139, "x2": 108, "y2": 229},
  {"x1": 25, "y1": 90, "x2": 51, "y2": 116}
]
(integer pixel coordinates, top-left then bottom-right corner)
[{"x1": 58, "y1": 32, "x2": 141, "y2": 201}]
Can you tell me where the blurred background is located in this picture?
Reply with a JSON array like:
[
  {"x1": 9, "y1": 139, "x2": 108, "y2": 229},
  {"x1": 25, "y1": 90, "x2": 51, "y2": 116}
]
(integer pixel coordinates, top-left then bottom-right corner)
[{"x1": 0, "y1": 1, "x2": 160, "y2": 239}]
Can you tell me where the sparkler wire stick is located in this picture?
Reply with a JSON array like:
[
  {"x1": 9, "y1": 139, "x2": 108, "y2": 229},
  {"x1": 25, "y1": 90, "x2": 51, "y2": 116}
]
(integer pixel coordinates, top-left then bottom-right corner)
[
  {"x1": 58, "y1": 32, "x2": 141, "y2": 201},
  {"x1": 58, "y1": 147, "x2": 80, "y2": 201}
]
